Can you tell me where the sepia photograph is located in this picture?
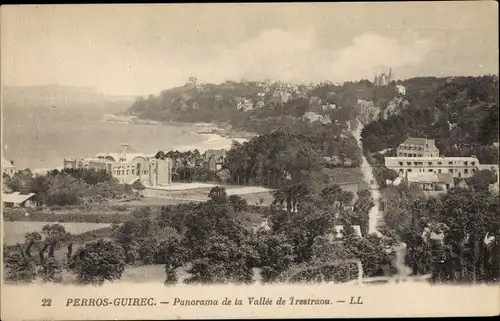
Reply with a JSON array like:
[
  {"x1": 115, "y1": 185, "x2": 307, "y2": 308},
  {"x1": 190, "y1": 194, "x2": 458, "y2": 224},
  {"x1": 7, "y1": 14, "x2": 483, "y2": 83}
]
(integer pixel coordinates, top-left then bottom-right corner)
[{"x1": 1, "y1": 2, "x2": 499, "y2": 320}]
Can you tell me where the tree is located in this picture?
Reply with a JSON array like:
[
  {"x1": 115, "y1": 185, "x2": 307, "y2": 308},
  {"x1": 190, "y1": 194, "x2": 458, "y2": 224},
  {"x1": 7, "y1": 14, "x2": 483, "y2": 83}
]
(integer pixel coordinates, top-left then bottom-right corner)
[
  {"x1": 45, "y1": 174, "x2": 87, "y2": 206},
  {"x1": 6, "y1": 169, "x2": 33, "y2": 193},
  {"x1": 208, "y1": 186, "x2": 228, "y2": 203},
  {"x1": 228, "y1": 195, "x2": 248, "y2": 212},
  {"x1": 24, "y1": 232, "x2": 42, "y2": 258},
  {"x1": 465, "y1": 169, "x2": 497, "y2": 192},
  {"x1": 131, "y1": 180, "x2": 146, "y2": 191},
  {"x1": 38, "y1": 257, "x2": 63, "y2": 283},
  {"x1": 353, "y1": 190, "x2": 375, "y2": 236},
  {"x1": 256, "y1": 233, "x2": 295, "y2": 283},
  {"x1": 184, "y1": 234, "x2": 256, "y2": 284},
  {"x1": 70, "y1": 239, "x2": 126, "y2": 285},
  {"x1": 41, "y1": 224, "x2": 69, "y2": 258},
  {"x1": 4, "y1": 247, "x2": 37, "y2": 283}
]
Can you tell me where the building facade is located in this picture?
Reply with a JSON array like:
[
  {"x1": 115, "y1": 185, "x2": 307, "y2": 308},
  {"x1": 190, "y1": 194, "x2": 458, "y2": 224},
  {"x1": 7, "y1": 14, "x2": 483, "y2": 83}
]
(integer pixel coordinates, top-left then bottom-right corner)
[
  {"x1": 406, "y1": 172, "x2": 454, "y2": 191},
  {"x1": 397, "y1": 137, "x2": 440, "y2": 157},
  {"x1": 64, "y1": 144, "x2": 173, "y2": 186},
  {"x1": 203, "y1": 149, "x2": 226, "y2": 171},
  {"x1": 385, "y1": 156, "x2": 480, "y2": 179},
  {"x1": 356, "y1": 99, "x2": 380, "y2": 124}
]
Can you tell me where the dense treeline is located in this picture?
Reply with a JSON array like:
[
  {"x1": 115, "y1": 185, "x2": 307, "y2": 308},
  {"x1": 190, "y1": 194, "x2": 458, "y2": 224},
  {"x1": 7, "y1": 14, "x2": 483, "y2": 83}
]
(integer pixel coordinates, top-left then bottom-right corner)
[
  {"x1": 125, "y1": 79, "x2": 391, "y2": 134},
  {"x1": 4, "y1": 185, "x2": 381, "y2": 285},
  {"x1": 382, "y1": 183, "x2": 500, "y2": 282},
  {"x1": 154, "y1": 149, "x2": 224, "y2": 183},
  {"x1": 224, "y1": 127, "x2": 362, "y2": 188},
  {"x1": 3, "y1": 168, "x2": 137, "y2": 207},
  {"x1": 361, "y1": 75, "x2": 499, "y2": 164}
]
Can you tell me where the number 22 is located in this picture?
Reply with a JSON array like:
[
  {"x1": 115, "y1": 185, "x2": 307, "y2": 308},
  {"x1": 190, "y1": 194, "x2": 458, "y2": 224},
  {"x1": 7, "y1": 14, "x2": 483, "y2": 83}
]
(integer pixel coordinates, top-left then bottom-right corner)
[{"x1": 41, "y1": 298, "x2": 52, "y2": 307}]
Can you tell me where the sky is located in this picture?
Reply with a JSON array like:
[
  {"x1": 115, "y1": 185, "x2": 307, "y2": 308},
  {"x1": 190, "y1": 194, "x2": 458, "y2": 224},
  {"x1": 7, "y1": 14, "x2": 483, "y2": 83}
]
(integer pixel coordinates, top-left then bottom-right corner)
[{"x1": 1, "y1": 2, "x2": 498, "y2": 96}]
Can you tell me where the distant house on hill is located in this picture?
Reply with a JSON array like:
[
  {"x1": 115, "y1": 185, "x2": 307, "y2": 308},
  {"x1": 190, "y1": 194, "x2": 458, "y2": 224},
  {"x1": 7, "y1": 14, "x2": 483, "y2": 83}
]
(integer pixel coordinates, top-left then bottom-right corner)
[
  {"x1": 396, "y1": 84, "x2": 406, "y2": 95},
  {"x1": 256, "y1": 100, "x2": 265, "y2": 109},
  {"x1": 2, "y1": 192, "x2": 36, "y2": 209},
  {"x1": 2, "y1": 158, "x2": 17, "y2": 176}
]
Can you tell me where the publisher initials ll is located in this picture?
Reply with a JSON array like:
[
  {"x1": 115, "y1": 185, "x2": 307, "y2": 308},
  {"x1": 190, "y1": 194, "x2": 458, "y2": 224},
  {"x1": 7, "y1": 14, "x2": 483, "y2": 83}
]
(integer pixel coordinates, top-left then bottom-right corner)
[{"x1": 349, "y1": 296, "x2": 363, "y2": 305}]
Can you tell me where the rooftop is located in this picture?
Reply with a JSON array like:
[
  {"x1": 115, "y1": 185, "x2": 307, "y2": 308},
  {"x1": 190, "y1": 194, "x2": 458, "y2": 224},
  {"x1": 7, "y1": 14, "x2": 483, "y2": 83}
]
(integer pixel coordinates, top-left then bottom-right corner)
[
  {"x1": 2, "y1": 192, "x2": 35, "y2": 204},
  {"x1": 385, "y1": 156, "x2": 479, "y2": 161},
  {"x1": 407, "y1": 172, "x2": 453, "y2": 184},
  {"x1": 401, "y1": 137, "x2": 430, "y2": 146}
]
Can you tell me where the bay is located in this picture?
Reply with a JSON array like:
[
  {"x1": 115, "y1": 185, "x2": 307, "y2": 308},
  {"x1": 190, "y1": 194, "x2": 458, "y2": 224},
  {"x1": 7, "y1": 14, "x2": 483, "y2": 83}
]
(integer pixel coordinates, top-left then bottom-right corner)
[{"x1": 2, "y1": 106, "x2": 242, "y2": 170}]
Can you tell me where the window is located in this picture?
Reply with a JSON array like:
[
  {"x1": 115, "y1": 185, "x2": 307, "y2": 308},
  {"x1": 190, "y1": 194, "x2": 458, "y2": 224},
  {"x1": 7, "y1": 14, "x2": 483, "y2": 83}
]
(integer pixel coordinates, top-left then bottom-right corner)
[
  {"x1": 438, "y1": 169, "x2": 442, "y2": 173},
  {"x1": 399, "y1": 169, "x2": 404, "y2": 173},
  {"x1": 407, "y1": 162, "x2": 412, "y2": 165},
  {"x1": 471, "y1": 161, "x2": 475, "y2": 166},
  {"x1": 418, "y1": 154, "x2": 423, "y2": 157},
  {"x1": 428, "y1": 169, "x2": 433, "y2": 172},
  {"x1": 464, "y1": 169, "x2": 468, "y2": 174},
  {"x1": 126, "y1": 170, "x2": 129, "y2": 175},
  {"x1": 459, "y1": 172, "x2": 462, "y2": 178},
  {"x1": 399, "y1": 162, "x2": 404, "y2": 166},
  {"x1": 438, "y1": 162, "x2": 442, "y2": 165},
  {"x1": 414, "y1": 162, "x2": 419, "y2": 166},
  {"x1": 132, "y1": 169, "x2": 135, "y2": 175},
  {"x1": 472, "y1": 169, "x2": 476, "y2": 173},
  {"x1": 464, "y1": 161, "x2": 468, "y2": 166},
  {"x1": 449, "y1": 161, "x2": 453, "y2": 165},
  {"x1": 399, "y1": 153, "x2": 403, "y2": 156},
  {"x1": 428, "y1": 162, "x2": 433, "y2": 166},
  {"x1": 449, "y1": 169, "x2": 454, "y2": 173}
]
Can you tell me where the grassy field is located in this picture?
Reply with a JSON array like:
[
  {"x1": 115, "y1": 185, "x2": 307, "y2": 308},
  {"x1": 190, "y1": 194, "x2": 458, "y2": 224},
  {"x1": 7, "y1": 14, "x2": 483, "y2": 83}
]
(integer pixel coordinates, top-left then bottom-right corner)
[{"x1": 3, "y1": 221, "x2": 111, "y2": 246}]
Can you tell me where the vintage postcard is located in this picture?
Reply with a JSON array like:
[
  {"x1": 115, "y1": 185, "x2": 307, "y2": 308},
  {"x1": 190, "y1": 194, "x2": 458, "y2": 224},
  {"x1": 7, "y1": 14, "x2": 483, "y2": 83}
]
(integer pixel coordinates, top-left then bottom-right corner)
[{"x1": 1, "y1": 2, "x2": 499, "y2": 320}]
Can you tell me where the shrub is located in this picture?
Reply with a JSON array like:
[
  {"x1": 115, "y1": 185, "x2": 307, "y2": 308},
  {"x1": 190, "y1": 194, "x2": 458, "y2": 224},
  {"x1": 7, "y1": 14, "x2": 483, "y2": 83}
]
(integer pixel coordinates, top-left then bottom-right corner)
[{"x1": 70, "y1": 239, "x2": 126, "y2": 285}]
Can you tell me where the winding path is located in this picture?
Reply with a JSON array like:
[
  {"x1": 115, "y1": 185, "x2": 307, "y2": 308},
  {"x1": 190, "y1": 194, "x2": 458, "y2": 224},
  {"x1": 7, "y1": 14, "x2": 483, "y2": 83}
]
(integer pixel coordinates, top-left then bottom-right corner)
[{"x1": 352, "y1": 119, "x2": 384, "y2": 237}]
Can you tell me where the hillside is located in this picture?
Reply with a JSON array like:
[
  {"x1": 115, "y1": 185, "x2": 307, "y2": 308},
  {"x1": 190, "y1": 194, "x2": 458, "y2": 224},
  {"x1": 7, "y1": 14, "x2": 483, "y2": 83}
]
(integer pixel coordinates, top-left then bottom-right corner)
[
  {"x1": 361, "y1": 75, "x2": 499, "y2": 164},
  {"x1": 125, "y1": 79, "x2": 404, "y2": 133},
  {"x1": 2, "y1": 85, "x2": 136, "y2": 113}
]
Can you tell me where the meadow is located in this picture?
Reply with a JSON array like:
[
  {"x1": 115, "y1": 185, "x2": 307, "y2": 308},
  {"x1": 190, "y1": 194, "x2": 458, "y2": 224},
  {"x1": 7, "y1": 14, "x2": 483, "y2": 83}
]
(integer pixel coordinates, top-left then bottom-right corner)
[{"x1": 3, "y1": 221, "x2": 111, "y2": 246}]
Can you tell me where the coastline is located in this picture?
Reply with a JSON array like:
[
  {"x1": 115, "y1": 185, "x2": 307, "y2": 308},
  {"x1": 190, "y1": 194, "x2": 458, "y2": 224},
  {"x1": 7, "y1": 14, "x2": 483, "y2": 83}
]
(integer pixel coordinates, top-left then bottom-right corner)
[{"x1": 25, "y1": 119, "x2": 255, "y2": 174}]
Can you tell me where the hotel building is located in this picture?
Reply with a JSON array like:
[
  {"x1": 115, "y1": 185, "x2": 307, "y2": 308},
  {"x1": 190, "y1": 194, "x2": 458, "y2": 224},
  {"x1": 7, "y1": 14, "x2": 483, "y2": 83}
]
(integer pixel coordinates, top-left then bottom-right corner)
[
  {"x1": 396, "y1": 137, "x2": 440, "y2": 157},
  {"x1": 386, "y1": 137, "x2": 481, "y2": 179},
  {"x1": 63, "y1": 144, "x2": 173, "y2": 186}
]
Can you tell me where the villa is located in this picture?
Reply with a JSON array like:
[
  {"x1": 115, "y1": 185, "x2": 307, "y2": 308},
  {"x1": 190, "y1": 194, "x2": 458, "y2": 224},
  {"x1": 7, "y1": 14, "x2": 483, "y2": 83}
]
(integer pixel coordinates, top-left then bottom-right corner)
[{"x1": 63, "y1": 143, "x2": 173, "y2": 186}]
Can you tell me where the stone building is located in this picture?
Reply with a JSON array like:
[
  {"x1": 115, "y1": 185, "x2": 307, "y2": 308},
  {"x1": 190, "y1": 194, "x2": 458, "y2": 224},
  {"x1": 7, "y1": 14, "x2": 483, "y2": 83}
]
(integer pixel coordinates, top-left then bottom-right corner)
[{"x1": 64, "y1": 144, "x2": 172, "y2": 186}]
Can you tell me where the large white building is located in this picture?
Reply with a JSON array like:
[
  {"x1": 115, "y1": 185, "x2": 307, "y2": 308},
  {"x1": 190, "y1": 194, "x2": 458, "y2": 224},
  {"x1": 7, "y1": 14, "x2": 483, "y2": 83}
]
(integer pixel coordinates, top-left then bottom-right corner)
[
  {"x1": 385, "y1": 155, "x2": 480, "y2": 179},
  {"x1": 386, "y1": 137, "x2": 485, "y2": 179},
  {"x1": 64, "y1": 144, "x2": 172, "y2": 186}
]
